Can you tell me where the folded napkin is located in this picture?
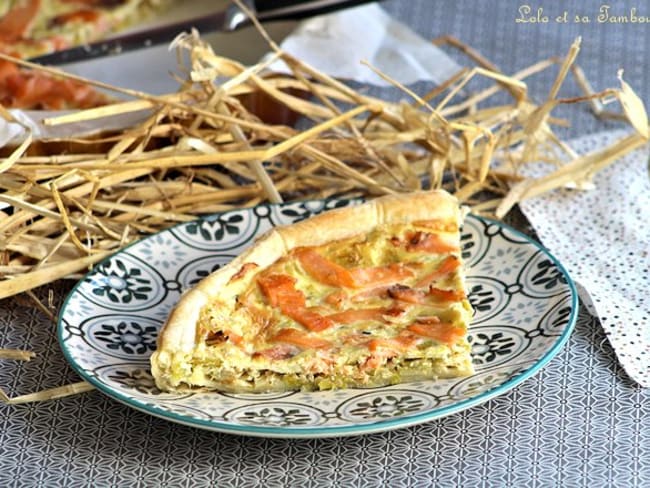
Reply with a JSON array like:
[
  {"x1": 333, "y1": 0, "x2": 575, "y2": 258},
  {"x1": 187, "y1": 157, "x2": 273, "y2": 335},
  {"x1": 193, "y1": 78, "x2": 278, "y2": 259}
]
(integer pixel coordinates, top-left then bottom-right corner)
[
  {"x1": 520, "y1": 130, "x2": 650, "y2": 387},
  {"x1": 0, "y1": 110, "x2": 149, "y2": 147},
  {"x1": 269, "y1": 3, "x2": 460, "y2": 86}
]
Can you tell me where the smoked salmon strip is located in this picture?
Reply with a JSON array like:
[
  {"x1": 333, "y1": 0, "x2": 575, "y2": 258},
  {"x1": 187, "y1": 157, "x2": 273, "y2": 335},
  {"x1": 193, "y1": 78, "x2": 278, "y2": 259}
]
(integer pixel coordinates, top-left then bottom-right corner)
[
  {"x1": 415, "y1": 255, "x2": 461, "y2": 288},
  {"x1": 0, "y1": 0, "x2": 40, "y2": 42},
  {"x1": 295, "y1": 247, "x2": 356, "y2": 288},
  {"x1": 257, "y1": 274, "x2": 304, "y2": 309},
  {"x1": 349, "y1": 263, "x2": 414, "y2": 288},
  {"x1": 387, "y1": 284, "x2": 427, "y2": 304},
  {"x1": 428, "y1": 287, "x2": 466, "y2": 302},
  {"x1": 257, "y1": 273, "x2": 334, "y2": 331},
  {"x1": 407, "y1": 318, "x2": 466, "y2": 345},
  {"x1": 296, "y1": 247, "x2": 413, "y2": 289},
  {"x1": 404, "y1": 231, "x2": 460, "y2": 254}
]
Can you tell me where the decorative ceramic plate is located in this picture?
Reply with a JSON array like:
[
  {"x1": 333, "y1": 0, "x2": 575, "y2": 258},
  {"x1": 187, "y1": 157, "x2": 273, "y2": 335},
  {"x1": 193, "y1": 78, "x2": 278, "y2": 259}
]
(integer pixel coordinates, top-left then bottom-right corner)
[{"x1": 58, "y1": 198, "x2": 578, "y2": 438}]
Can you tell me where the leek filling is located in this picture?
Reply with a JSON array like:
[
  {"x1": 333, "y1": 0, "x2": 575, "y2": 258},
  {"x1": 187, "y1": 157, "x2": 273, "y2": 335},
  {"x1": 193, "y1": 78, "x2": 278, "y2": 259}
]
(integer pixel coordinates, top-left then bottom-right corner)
[{"x1": 176, "y1": 220, "x2": 473, "y2": 391}]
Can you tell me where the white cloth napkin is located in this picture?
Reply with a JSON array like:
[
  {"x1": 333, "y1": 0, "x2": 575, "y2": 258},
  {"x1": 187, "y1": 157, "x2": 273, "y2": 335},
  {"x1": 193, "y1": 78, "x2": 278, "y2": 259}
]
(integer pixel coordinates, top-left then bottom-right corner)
[
  {"x1": 0, "y1": 110, "x2": 149, "y2": 147},
  {"x1": 269, "y1": 3, "x2": 460, "y2": 86},
  {"x1": 519, "y1": 130, "x2": 650, "y2": 387}
]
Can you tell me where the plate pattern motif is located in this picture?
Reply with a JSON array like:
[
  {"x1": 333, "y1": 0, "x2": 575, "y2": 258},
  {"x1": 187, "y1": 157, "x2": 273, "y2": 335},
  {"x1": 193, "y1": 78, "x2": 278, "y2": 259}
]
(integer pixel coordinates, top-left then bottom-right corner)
[{"x1": 59, "y1": 198, "x2": 577, "y2": 437}]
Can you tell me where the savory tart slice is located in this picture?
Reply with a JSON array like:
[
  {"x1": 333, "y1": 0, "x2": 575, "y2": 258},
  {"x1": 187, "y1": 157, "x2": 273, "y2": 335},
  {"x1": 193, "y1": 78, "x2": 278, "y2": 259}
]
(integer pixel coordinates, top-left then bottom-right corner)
[
  {"x1": 150, "y1": 190, "x2": 474, "y2": 393},
  {"x1": 0, "y1": 0, "x2": 172, "y2": 60},
  {"x1": 0, "y1": 0, "x2": 171, "y2": 109}
]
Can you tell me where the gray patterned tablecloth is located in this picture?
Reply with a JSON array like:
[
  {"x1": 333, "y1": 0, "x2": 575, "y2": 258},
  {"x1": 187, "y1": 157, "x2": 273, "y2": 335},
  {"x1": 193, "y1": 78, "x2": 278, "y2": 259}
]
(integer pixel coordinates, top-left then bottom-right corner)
[{"x1": 1, "y1": 1, "x2": 648, "y2": 486}]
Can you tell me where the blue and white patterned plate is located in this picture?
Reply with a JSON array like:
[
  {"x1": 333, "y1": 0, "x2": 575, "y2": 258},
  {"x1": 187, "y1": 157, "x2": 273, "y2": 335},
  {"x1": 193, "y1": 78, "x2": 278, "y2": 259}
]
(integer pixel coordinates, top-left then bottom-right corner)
[{"x1": 58, "y1": 198, "x2": 578, "y2": 438}]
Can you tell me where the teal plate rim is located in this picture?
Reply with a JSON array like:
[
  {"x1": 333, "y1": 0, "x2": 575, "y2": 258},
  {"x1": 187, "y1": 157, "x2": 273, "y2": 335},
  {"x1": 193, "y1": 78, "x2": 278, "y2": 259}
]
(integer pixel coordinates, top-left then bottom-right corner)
[{"x1": 57, "y1": 198, "x2": 579, "y2": 438}]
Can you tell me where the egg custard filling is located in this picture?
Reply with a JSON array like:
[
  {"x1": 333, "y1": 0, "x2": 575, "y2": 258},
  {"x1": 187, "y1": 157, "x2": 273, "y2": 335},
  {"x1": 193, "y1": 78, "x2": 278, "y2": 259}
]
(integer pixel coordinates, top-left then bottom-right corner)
[
  {"x1": 151, "y1": 191, "x2": 475, "y2": 393},
  {"x1": 0, "y1": 0, "x2": 172, "y2": 60}
]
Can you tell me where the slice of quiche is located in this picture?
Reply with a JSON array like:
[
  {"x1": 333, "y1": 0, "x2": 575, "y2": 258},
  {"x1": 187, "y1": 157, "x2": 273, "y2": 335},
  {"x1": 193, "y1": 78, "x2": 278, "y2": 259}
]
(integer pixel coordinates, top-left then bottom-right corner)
[{"x1": 150, "y1": 191, "x2": 475, "y2": 393}]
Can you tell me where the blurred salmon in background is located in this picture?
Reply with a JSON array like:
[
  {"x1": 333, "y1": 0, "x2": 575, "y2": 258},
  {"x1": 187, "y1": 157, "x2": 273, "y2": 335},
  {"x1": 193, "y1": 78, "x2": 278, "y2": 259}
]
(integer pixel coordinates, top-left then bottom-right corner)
[{"x1": 0, "y1": 0, "x2": 170, "y2": 109}]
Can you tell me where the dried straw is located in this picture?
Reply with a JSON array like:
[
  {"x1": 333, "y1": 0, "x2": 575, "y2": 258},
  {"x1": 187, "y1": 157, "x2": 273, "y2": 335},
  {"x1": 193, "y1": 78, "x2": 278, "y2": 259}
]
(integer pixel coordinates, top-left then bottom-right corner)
[
  {"x1": 0, "y1": 30, "x2": 645, "y2": 298},
  {"x1": 0, "y1": 381, "x2": 94, "y2": 405},
  {"x1": 0, "y1": 348, "x2": 94, "y2": 405},
  {"x1": 0, "y1": 349, "x2": 35, "y2": 361}
]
